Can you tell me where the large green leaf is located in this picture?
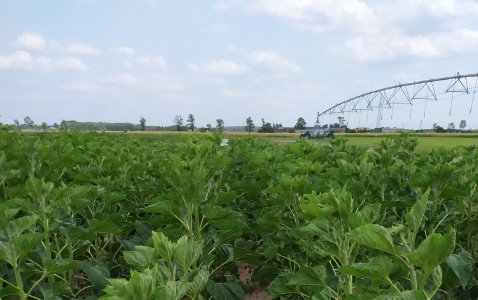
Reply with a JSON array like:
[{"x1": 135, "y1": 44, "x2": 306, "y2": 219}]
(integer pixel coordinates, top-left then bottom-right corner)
[
  {"x1": 372, "y1": 290, "x2": 423, "y2": 300},
  {"x1": 0, "y1": 205, "x2": 20, "y2": 228},
  {"x1": 445, "y1": 250, "x2": 473, "y2": 288},
  {"x1": 83, "y1": 261, "x2": 110, "y2": 291},
  {"x1": 154, "y1": 281, "x2": 189, "y2": 300},
  {"x1": 13, "y1": 232, "x2": 45, "y2": 257},
  {"x1": 422, "y1": 266, "x2": 442, "y2": 300},
  {"x1": 289, "y1": 265, "x2": 327, "y2": 293},
  {"x1": 44, "y1": 259, "x2": 83, "y2": 276},
  {"x1": 9, "y1": 215, "x2": 38, "y2": 237},
  {"x1": 405, "y1": 189, "x2": 429, "y2": 233},
  {"x1": 174, "y1": 240, "x2": 203, "y2": 274},
  {"x1": 348, "y1": 203, "x2": 381, "y2": 229},
  {"x1": 88, "y1": 219, "x2": 122, "y2": 234},
  {"x1": 268, "y1": 272, "x2": 296, "y2": 295},
  {"x1": 125, "y1": 268, "x2": 156, "y2": 299},
  {"x1": 123, "y1": 246, "x2": 155, "y2": 267},
  {"x1": 347, "y1": 224, "x2": 396, "y2": 255},
  {"x1": 152, "y1": 231, "x2": 173, "y2": 262},
  {"x1": 206, "y1": 280, "x2": 244, "y2": 300},
  {"x1": 407, "y1": 231, "x2": 455, "y2": 276},
  {"x1": 339, "y1": 256, "x2": 394, "y2": 280},
  {"x1": 187, "y1": 268, "x2": 209, "y2": 298}
]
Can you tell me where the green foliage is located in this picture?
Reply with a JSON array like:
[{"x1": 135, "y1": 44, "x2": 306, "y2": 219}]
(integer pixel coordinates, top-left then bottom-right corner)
[{"x1": 0, "y1": 129, "x2": 476, "y2": 299}]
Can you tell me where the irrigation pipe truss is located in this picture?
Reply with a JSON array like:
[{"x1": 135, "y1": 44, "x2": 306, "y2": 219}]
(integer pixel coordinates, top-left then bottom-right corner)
[{"x1": 318, "y1": 73, "x2": 478, "y2": 124}]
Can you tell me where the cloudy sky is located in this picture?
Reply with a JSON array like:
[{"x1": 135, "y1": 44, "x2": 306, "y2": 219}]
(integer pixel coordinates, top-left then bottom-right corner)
[{"x1": 2, "y1": 0, "x2": 478, "y2": 129}]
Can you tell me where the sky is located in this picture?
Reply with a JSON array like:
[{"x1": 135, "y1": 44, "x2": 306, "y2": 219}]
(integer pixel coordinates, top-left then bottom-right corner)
[{"x1": 2, "y1": 0, "x2": 478, "y2": 129}]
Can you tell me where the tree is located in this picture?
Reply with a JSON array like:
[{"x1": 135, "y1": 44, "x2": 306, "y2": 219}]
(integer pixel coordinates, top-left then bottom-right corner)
[
  {"x1": 338, "y1": 116, "x2": 346, "y2": 127},
  {"x1": 206, "y1": 124, "x2": 212, "y2": 132},
  {"x1": 187, "y1": 114, "x2": 195, "y2": 131},
  {"x1": 258, "y1": 122, "x2": 275, "y2": 133},
  {"x1": 173, "y1": 115, "x2": 183, "y2": 131},
  {"x1": 24, "y1": 116, "x2": 34, "y2": 129},
  {"x1": 447, "y1": 122, "x2": 455, "y2": 132},
  {"x1": 216, "y1": 119, "x2": 224, "y2": 132},
  {"x1": 42, "y1": 122, "x2": 48, "y2": 131},
  {"x1": 295, "y1": 117, "x2": 306, "y2": 130},
  {"x1": 14, "y1": 119, "x2": 20, "y2": 131},
  {"x1": 60, "y1": 120, "x2": 68, "y2": 131},
  {"x1": 245, "y1": 117, "x2": 254, "y2": 133},
  {"x1": 460, "y1": 120, "x2": 467, "y2": 131},
  {"x1": 433, "y1": 123, "x2": 437, "y2": 130},
  {"x1": 139, "y1": 116, "x2": 146, "y2": 131}
]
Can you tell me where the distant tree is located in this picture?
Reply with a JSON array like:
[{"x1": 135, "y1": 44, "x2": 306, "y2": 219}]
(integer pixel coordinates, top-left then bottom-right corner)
[
  {"x1": 338, "y1": 116, "x2": 346, "y2": 127},
  {"x1": 258, "y1": 122, "x2": 275, "y2": 133},
  {"x1": 434, "y1": 125, "x2": 446, "y2": 133},
  {"x1": 206, "y1": 124, "x2": 212, "y2": 132},
  {"x1": 199, "y1": 127, "x2": 208, "y2": 133},
  {"x1": 60, "y1": 120, "x2": 68, "y2": 131},
  {"x1": 447, "y1": 122, "x2": 455, "y2": 132},
  {"x1": 460, "y1": 120, "x2": 467, "y2": 131},
  {"x1": 323, "y1": 124, "x2": 328, "y2": 129},
  {"x1": 187, "y1": 114, "x2": 195, "y2": 131},
  {"x1": 433, "y1": 123, "x2": 437, "y2": 130},
  {"x1": 245, "y1": 117, "x2": 254, "y2": 133},
  {"x1": 216, "y1": 119, "x2": 225, "y2": 132},
  {"x1": 42, "y1": 122, "x2": 47, "y2": 131},
  {"x1": 288, "y1": 128, "x2": 296, "y2": 133},
  {"x1": 53, "y1": 123, "x2": 59, "y2": 129},
  {"x1": 139, "y1": 116, "x2": 146, "y2": 131},
  {"x1": 24, "y1": 116, "x2": 34, "y2": 129},
  {"x1": 295, "y1": 117, "x2": 306, "y2": 130},
  {"x1": 14, "y1": 119, "x2": 20, "y2": 131},
  {"x1": 173, "y1": 115, "x2": 183, "y2": 131}
]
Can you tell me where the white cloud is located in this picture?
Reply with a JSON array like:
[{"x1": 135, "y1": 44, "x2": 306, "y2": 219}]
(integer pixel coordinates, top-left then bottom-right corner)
[
  {"x1": 0, "y1": 50, "x2": 89, "y2": 71},
  {"x1": 136, "y1": 56, "x2": 167, "y2": 69},
  {"x1": 15, "y1": 32, "x2": 47, "y2": 50},
  {"x1": 330, "y1": 28, "x2": 478, "y2": 62},
  {"x1": 67, "y1": 43, "x2": 101, "y2": 55},
  {"x1": 37, "y1": 56, "x2": 89, "y2": 71},
  {"x1": 0, "y1": 51, "x2": 34, "y2": 69},
  {"x1": 189, "y1": 60, "x2": 250, "y2": 75},
  {"x1": 246, "y1": 51, "x2": 301, "y2": 74},
  {"x1": 106, "y1": 73, "x2": 137, "y2": 85},
  {"x1": 249, "y1": 0, "x2": 377, "y2": 34},
  {"x1": 110, "y1": 47, "x2": 136, "y2": 56}
]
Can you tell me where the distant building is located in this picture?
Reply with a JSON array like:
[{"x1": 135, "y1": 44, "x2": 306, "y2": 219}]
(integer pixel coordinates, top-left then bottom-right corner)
[
  {"x1": 382, "y1": 127, "x2": 406, "y2": 133},
  {"x1": 356, "y1": 127, "x2": 370, "y2": 132}
]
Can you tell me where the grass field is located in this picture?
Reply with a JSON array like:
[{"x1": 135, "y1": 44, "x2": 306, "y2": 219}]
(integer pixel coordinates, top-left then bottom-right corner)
[{"x1": 124, "y1": 131, "x2": 478, "y2": 150}]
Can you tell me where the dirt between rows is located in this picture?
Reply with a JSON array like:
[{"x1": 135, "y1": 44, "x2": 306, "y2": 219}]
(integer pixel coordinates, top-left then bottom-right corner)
[{"x1": 237, "y1": 262, "x2": 273, "y2": 300}]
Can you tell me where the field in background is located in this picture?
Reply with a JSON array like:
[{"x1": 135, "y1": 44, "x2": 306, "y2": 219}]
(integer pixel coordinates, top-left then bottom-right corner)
[{"x1": 124, "y1": 131, "x2": 478, "y2": 150}]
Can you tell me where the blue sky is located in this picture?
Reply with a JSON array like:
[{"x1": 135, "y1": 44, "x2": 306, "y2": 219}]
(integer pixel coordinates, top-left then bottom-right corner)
[{"x1": 2, "y1": 0, "x2": 478, "y2": 129}]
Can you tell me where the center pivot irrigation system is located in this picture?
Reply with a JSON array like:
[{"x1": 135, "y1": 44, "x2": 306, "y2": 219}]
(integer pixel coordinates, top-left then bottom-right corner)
[{"x1": 315, "y1": 72, "x2": 478, "y2": 130}]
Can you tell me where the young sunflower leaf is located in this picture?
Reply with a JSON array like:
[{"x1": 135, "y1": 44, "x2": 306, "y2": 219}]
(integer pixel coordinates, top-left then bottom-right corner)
[
  {"x1": 407, "y1": 231, "x2": 455, "y2": 277},
  {"x1": 44, "y1": 259, "x2": 83, "y2": 276},
  {"x1": 339, "y1": 256, "x2": 394, "y2": 280},
  {"x1": 83, "y1": 261, "x2": 110, "y2": 291},
  {"x1": 206, "y1": 280, "x2": 244, "y2": 300},
  {"x1": 347, "y1": 224, "x2": 396, "y2": 255},
  {"x1": 405, "y1": 189, "x2": 429, "y2": 233},
  {"x1": 445, "y1": 250, "x2": 473, "y2": 288}
]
